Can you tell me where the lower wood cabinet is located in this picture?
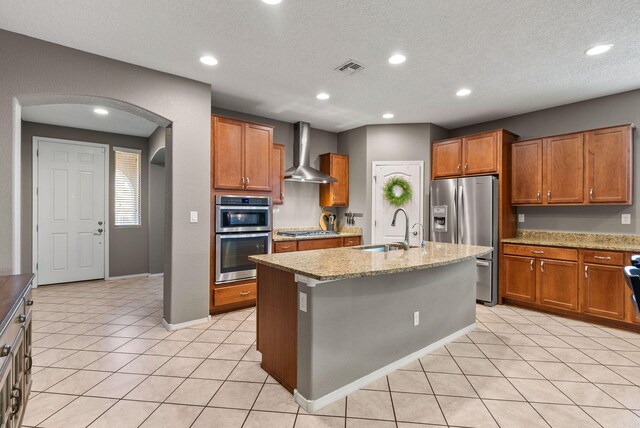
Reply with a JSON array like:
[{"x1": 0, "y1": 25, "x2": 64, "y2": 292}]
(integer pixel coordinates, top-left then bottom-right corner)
[
  {"x1": 501, "y1": 244, "x2": 636, "y2": 330},
  {"x1": 214, "y1": 282, "x2": 257, "y2": 307},
  {"x1": 272, "y1": 236, "x2": 362, "y2": 253},
  {"x1": 503, "y1": 255, "x2": 536, "y2": 302},
  {"x1": 538, "y1": 259, "x2": 579, "y2": 311},
  {"x1": 582, "y1": 263, "x2": 626, "y2": 320}
]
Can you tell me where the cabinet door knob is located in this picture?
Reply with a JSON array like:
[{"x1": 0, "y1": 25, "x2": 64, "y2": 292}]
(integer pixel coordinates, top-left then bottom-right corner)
[
  {"x1": 589, "y1": 188, "x2": 593, "y2": 201},
  {"x1": 26, "y1": 299, "x2": 34, "y2": 306},
  {"x1": 245, "y1": 177, "x2": 250, "y2": 188},
  {"x1": 241, "y1": 177, "x2": 245, "y2": 187},
  {"x1": 547, "y1": 190, "x2": 551, "y2": 200},
  {"x1": 531, "y1": 250, "x2": 544, "y2": 254},
  {"x1": 584, "y1": 265, "x2": 589, "y2": 278},
  {"x1": 530, "y1": 259, "x2": 534, "y2": 271},
  {"x1": 540, "y1": 260, "x2": 544, "y2": 273},
  {"x1": 239, "y1": 291, "x2": 250, "y2": 296},
  {"x1": 464, "y1": 163, "x2": 468, "y2": 172},
  {"x1": 18, "y1": 314, "x2": 26, "y2": 324},
  {"x1": 593, "y1": 255, "x2": 611, "y2": 260},
  {"x1": 537, "y1": 191, "x2": 541, "y2": 200},
  {"x1": 457, "y1": 163, "x2": 461, "y2": 173},
  {"x1": 1, "y1": 345, "x2": 11, "y2": 357}
]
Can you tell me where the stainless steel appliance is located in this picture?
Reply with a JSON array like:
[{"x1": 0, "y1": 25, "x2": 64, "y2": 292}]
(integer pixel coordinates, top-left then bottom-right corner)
[
  {"x1": 215, "y1": 196, "x2": 272, "y2": 284},
  {"x1": 625, "y1": 255, "x2": 640, "y2": 317},
  {"x1": 284, "y1": 122, "x2": 337, "y2": 184},
  {"x1": 430, "y1": 176, "x2": 498, "y2": 305}
]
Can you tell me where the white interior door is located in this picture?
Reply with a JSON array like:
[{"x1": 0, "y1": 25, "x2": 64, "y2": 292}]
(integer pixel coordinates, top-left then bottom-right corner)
[
  {"x1": 372, "y1": 162, "x2": 424, "y2": 245},
  {"x1": 35, "y1": 138, "x2": 107, "y2": 285}
]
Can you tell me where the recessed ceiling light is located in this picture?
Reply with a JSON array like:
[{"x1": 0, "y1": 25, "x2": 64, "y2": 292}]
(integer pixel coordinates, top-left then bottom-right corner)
[
  {"x1": 93, "y1": 108, "x2": 109, "y2": 115},
  {"x1": 382, "y1": 113, "x2": 394, "y2": 119},
  {"x1": 388, "y1": 54, "x2": 406, "y2": 65},
  {"x1": 456, "y1": 88, "x2": 472, "y2": 97},
  {"x1": 199, "y1": 55, "x2": 218, "y2": 66},
  {"x1": 316, "y1": 92, "x2": 330, "y2": 100},
  {"x1": 262, "y1": 0, "x2": 282, "y2": 4},
  {"x1": 585, "y1": 44, "x2": 613, "y2": 56}
]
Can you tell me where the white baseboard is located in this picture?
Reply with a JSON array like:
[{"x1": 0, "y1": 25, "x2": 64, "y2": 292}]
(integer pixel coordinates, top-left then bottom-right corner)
[
  {"x1": 294, "y1": 322, "x2": 476, "y2": 413},
  {"x1": 162, "y1": 315, "x2": 211, "y2": 332},
  {"x1": 107, "y1": 273, "x2": 163, "y2": 280}
]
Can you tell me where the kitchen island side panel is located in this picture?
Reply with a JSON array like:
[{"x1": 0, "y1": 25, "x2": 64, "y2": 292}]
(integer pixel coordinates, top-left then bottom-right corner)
[{"x1": 296, "y1": 260, "x2": 476, "y2": 401}]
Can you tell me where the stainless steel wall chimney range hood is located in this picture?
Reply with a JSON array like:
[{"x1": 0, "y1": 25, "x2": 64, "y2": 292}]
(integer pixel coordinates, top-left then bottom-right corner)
[{"x1": 284, "y1": 122, "x2": 337, "y2": 184}]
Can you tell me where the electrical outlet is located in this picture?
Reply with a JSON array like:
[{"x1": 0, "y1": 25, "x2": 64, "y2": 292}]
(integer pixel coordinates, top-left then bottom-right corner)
[
  {"x1": 190, "y1": 211, "x2": 198, "y2": 223},
  {"x1": 299, "y1": 292, "x2": 307, "y2": 312},
  {"x1": 518, "y1": 214, "x2": 525, "y2": 223},
  {"x1": 413, "y1": 311, "x2": 419, "y2": 326},
  {"x1": 622, "y1": 213, "x2": 631, "y2": 225}
]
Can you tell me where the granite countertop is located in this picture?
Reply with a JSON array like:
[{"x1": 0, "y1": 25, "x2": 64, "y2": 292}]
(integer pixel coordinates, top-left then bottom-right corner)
[
  {"x1": 273, "y1": 226, "x2": 362, "y2": 242},
  {"x1": 502, "y1": 230, "x2": 640, "y2": 252},
  {"x1": 250, "y1": 242, "x2": 492, "y2": 281}
]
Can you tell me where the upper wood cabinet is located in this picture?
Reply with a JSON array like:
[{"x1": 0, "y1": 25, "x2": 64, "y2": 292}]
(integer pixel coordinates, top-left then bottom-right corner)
[
  {"x1": 432, "y1": 138, "x2": 462, "y2": 178},
  {"x1": 319, "y1": 153, "x2": 349, "y2": 207},
  {"x1": 432, "y1": 130, "x2": 516, "y2": 179},
  {"x1": 272, "y1": 144, "x2": 285, "y2": 205},
  {"x1": 511, "y1": 139, "x2": 543, "y2": 204},
  {"x1": 544, "y1": 133, "x2": 584, "y2": 204},
  {"x1": 212, "y1": 115, "x2": 273, "y2": 192},
  {"x1": 585, "y1": 125, "x2": 633, "y2": 204},
  {"x1": 511, "y1": 124, "x2": 634, "y2": 205},
  {"x1": 464, "y1": 132, "x2": 498, "y2": 175}
]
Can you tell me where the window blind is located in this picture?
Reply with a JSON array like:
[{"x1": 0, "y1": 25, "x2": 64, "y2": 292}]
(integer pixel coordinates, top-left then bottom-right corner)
[{"x1": 114, "y1": 148, "x2": 141, "y2": 226}]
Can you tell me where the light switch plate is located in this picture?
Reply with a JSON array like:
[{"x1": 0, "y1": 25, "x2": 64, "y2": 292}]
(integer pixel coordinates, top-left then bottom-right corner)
[
  {"x1": 190, "y1": 211, "x2": 198, "y2": 223},
  {"x1": 622, "y1": 213, "x2": 631, "y2": 225},
  {"x1": 413, "y1": 311, "x2": 420, "y2": 326},
  {"x1": 299, "y1": 292, "x2": 307, "y2": 312},
  {"x1": 518, "y1": 214, "x2": 525, "y2": 223}
]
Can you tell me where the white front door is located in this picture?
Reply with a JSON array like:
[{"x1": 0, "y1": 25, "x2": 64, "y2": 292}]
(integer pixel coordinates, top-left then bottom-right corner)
[
  {"x1": 372, "y1": 162, "x2": 424, "y2": 246},
  {"x1": 35, "y1": 138, "x2": 107, "y2": 285}
]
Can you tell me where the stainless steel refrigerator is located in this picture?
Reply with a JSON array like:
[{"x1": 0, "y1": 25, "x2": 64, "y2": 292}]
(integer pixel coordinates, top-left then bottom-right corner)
[{"x1": 430, "y1": 176, "x2": 498, "y2": 305}]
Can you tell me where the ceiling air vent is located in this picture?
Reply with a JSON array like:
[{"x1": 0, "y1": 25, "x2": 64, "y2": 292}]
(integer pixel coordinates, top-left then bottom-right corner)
[{"x1": 335, "y1": 60, "x2": 364, "y2": 75}]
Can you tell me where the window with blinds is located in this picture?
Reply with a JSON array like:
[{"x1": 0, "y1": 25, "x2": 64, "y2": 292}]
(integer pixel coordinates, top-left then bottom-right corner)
[{"x1": 114, "y1": 148, "x2": 141, "y2": 226}]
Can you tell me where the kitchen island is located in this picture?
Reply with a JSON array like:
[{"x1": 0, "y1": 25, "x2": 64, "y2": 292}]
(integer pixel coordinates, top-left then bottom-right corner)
[{"x1": 250, "y1": 242, "x2": 491, "y2": 412}]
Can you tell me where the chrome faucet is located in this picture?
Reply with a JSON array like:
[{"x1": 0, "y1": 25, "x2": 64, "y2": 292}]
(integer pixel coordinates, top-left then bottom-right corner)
[{"x1": 391, "y1": 208, "x2": 410, "y2": 250}]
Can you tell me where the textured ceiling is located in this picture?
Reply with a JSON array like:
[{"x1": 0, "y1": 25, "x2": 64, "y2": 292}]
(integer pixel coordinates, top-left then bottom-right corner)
[
  {"x1": 22, "y1": 104, "x2": 158, "y2": 137},
  {"x1": 2, "y1": 0, "x2": 640, "y2": 132}
]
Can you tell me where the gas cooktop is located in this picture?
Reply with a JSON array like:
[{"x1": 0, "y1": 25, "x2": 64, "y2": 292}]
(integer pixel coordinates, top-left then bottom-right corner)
[{"x1": 278, "y1": 230, "x2": 340, "y2": 237}]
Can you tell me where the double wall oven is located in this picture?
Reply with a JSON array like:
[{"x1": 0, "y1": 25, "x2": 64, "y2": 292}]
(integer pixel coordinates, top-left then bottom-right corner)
[{"x1": 215, "y1": 195, "x2": 272, "y2": 284}]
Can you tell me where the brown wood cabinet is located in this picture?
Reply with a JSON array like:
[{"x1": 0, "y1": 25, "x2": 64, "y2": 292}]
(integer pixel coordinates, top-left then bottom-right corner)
[
  {"x1": 538, "y1": 259, "x2": 579, "y2": 311},
  {"x1": 319, "y1": 153, "x2": 349, "y2": 207},
  {"x1": 511, "y1": 140, "x2": 543, "y2": 204},
  {"x1": 503, "y1": 244, "x2": 579, "y2": 312},
  {"x1": 511, "y1": 124, "x2": 634, "y2": 205},
  {"x1": 464, "y1": 131, "x2": 499, "y2": 175},
  {"x1": 585, "y1": 126, "x2": 633, "y2": 204},
  {"x1": 582, "y1": 262, "x2": 626, "y2": 320},
  {"x1": 544, "y1": 133, "x2": 584, "y2": 204},
  {"x1": 272, "y1": 144, "x2": 285, "y2": 205},
  {"x1": 432, "y1": 138, "x2": 462, "y2": 178},
  {"x1": 503, "y1": 255, "x2": 536, "y2": 302},
  {"x1": 212, "y1": 115, "x2": 273, "y2": 192},
  {"x1": 272, "y1": 236, "x2": 361, "y2": 253},
  {"x1": 501, "y1": 245, "x2": 638, "y2": 331}
]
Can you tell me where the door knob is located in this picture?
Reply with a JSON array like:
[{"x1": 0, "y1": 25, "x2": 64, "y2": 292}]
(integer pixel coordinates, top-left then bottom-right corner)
[{"x1": 98, "y1": 221, "x2": 103, "y2": 226}]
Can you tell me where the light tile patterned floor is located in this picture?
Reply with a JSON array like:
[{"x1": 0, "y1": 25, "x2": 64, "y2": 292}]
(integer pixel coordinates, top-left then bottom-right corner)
[{"x1": 23, "y1": 277, "x2": 640, "y2": 427}]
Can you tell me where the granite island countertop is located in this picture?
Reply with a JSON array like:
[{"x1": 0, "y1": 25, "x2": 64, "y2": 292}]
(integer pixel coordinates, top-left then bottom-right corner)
[
  {"x1": 250, "y1": 242, "x2": 492, "y2": 281},
  {"x1": 502, "y1": 230, "x2": 640, "y2": 252},
  {"x1": 273, "y1": 226, "x2": 362, "y2": 242}
]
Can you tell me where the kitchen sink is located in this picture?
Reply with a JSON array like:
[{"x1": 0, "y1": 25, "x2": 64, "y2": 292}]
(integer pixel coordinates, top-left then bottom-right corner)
[{"x1": 355, "y1": 244, "x2": 416, "y2": 252}]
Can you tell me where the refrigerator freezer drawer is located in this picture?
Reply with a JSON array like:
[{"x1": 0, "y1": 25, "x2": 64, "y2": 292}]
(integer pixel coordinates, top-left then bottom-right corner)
[{"x1": 476, "y1": 259, "x2": 493, "y2": 304}]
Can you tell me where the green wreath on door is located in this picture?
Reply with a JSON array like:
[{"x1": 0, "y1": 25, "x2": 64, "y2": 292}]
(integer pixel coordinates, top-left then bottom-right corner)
[{"x1": 383, "y1": 176, "x2": 413, "y2": 207}]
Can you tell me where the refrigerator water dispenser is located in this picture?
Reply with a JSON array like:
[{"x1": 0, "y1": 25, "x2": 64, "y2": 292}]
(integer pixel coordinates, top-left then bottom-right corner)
[{"x1": 432, "y1": 206, "x2": 448, "y2": 232}]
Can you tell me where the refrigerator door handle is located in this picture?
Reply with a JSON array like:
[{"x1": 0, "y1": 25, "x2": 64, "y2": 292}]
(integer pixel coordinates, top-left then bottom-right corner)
[
  {"x1": 476, "y1": 260, "x2": 490, "y2": 267},
  {"x1": 458, "y1": 184, "x2": 464, "y2": 244},
  {"x1": 451, "y1": 182, "x2": 458, "y2": 244}
]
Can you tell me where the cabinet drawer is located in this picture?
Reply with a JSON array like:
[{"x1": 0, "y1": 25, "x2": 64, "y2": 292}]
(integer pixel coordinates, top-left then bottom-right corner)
[
  {"x1": 274, "y1": 241, "x2": 297, "y2": 253},
  {"x1": 297, "y1": 238, "x2": 343, "y2": 251},
  {"x1": 582, "y1": 250, "x2": 624, "y2": 266},
  {"x1": 214, "y1": 283, "x2": 256, "y2": 307},
  {"x1": 503, "y1": 244, "x2": 577, "y2": 261},
  {"x1": 342, "y1": 236, "x2": 362, "y2": 247}
]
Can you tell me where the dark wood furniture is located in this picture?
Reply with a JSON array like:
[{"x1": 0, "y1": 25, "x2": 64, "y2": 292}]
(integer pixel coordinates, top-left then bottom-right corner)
[
  {"x1": 0, "y1": 274, "x2": 34, "y2": 428},
  {"x1": 511, "y1": 124, "x2": 634, "y2": 205},
  {"x1": 501, "y1": 245, "x2": 639, "y2": 331},
  {"x1": 272, "y1": 144, "x2": 285, "y2": 205},
  {"x1": 319, "y1": 153, "x2": 349, "y2": 207}
]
